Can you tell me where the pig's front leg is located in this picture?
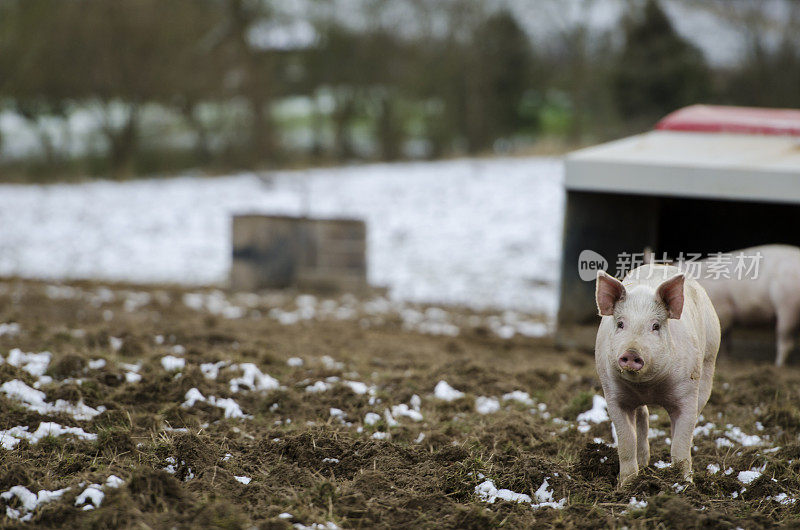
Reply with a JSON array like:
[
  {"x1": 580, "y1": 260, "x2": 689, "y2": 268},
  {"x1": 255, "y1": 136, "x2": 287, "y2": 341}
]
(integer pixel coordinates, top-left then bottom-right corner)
[
  {"x1": 668, "y1": 397, "x2": 699, "y2": 482},
  {"x1": 607, "y1": 400, "x2": 638, "y2": 487},
  {"x1": 634, "y1": 405, "x2": 650, "y2": 468}
]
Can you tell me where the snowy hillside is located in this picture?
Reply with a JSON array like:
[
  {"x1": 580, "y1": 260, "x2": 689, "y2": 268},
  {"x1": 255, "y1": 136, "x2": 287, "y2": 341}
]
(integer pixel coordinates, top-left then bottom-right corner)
[{"x1": 0, "y1": 157, "x2": 564, "y2": 314}]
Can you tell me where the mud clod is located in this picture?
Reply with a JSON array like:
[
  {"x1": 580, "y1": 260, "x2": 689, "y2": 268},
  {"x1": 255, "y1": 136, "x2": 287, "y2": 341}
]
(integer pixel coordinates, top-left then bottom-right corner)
[
  {"x1": 49, "y1": 353, "x2": 86, "y2": 378},
  {"x1": 128, "y1": 468, "x2": 187, "y2": 511}
]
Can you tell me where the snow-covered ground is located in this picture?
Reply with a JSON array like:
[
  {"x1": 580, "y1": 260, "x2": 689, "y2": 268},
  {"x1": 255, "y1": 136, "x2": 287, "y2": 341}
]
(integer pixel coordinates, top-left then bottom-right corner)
[{"x1": 0, "y1": 157, "x2": 564, "y2": 314}]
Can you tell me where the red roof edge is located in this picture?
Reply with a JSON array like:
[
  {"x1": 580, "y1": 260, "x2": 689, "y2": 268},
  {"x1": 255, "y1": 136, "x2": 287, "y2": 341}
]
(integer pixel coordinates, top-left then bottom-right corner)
[{"x1": 655, "y1": 104, "x2": 800, "y2": 136}]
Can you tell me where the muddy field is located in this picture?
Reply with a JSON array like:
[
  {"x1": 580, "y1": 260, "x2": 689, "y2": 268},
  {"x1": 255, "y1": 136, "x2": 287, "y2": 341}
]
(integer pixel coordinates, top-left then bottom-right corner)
[{"x1": 1, "y1": 278, "x2": 799, "y2": 529}]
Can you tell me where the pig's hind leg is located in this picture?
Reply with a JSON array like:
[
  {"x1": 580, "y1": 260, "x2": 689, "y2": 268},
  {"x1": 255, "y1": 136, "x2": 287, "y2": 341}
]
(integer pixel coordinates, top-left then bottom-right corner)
[
  {"x1": 775, "y1": 312, "x2": 799, "y2": 367},
  {"x1": 634, "y1": 405, "x2": 650, "y2": 468},
  {"x1": 696, "y1": 355, "x2": 717, "y2": 413},
  {"x1": 773, "y1": 279, "x2": 800, "y2": 367}
]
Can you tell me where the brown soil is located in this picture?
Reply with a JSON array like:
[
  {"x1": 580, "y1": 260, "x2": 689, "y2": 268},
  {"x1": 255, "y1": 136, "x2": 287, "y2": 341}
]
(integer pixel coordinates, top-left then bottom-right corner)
[{"x1": 0, "y1": 277, "x2": 799, "y2": 528}]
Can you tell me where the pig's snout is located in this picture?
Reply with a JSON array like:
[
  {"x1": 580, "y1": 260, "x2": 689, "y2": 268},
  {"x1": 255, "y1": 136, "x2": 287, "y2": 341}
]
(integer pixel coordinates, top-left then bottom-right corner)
[{"x1": 618, "y1": 350, "x2": 644, "y2": 372}]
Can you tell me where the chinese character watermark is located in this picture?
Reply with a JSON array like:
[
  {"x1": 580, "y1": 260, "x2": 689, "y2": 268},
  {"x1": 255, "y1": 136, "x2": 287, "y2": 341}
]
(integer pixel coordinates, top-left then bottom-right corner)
[{"x1": 578, "y1": 250, "x2": 763, "y2": 282}]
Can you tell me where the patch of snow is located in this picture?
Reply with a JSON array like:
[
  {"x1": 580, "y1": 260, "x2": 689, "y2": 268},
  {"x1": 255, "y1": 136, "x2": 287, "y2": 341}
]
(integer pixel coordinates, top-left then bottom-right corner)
[
  {"x1": 321, "y1": 355, "x2": 344, "y2": 371},
  {"x1": 125, "y1": 371, "x2": 142, "y2": 383},
  {"x1": 42, "y1": 285, "x2": 75, "y2": 299},
  {"x1": 0, "y1": 322, "x2": 20, "y2": 336},
  {"x1": 769, "y1": 493, "x2": 797, "y2": 505},
  {"x1": 122, "y1": 291, "x2": 151, "y2": 312},
  {"x1": 120, "y1": 362, "x2": 140, "y2": 372},
  {"x1": 502, "y1": 391, "x2": 535, "y2": 406},
  {"x1": 182, "y1": 388, "x2": 206, "y2": 408},
  {"x1": 229, "y1": 363, "x2": 280, "y2": 393},
  {"x1": 475, "y1": 396, "x2": 501, "y2": 415},
  {"x1": 576, "y1": 395, "x2": 609, "y2": 424},
  {"x1": 234, "y1": 476, "x2": 251, "y2": 485},
  {"x1": 200, "y1": 361, "x2": 226, "y2": 380},
  {"x1": 183, "y1": 291, "x2": 245, "y2": 319},
  {"x1": 88, "y1": 359, "x2": 106, "y2": 370},
  {"x1": 75, "y1": 484, "x2": 104, "y2": 510},
  {"x1": 305, "y1": 381, "x2": 330, "y2": 393},
  {"x1": 533, "y1": 478, "x2": 558, "y2": 505},
  {"x1": 414, "y1": 433, "x2": 425, "y2": 444},
  {"x1": 181, "y1": 388, "x2": 247, "y2": 419},
  {"x1": 287, "y1": 357, "x2": 304, "y2": 367},
  {"x1": 0, "y1": 422, "x2": 97, "y2": 450},
  {"x1": 0, "y1": 426, "x2": 32, "y2": 450},
  {"x1": 475, "y1": 480, "x2": 531, "y2": 504},
  {"x1": 164, "y1": 427, "x2": 189, "y2": 433},
  {"x1": 343, "y1": 381, "x2": 371, "y2": 395},
  {"x1": 371, "y1": 431, "x2": 390, "y2": 440},
  {"x1": 269, "y1": 309, "x2": 300, "y2": 325},
  {"x1": 364, "y1": 412, "x2": 381, "y2": 426},
  {"x1": 707, "y1": 463, "x2": 720, "y2": 474},
  {"x1": 724, "y1": 425, "x2": 762, "y2": 447},
  {"x1": 738, "y1": 470, "x2": 762, "y2": 484},
  {"x1": 1, "y1": 485, "x2": 69, "y2": 521},
  {"x1": 278, "y1": 512, "x2": 293, "y2": 519},
  {"x1": 108, "y1": 336, "x2": 123, "y2": 351},
  {"x1": 322, "y1": 458, "x2": 340, "y2": 464},
  {"x1": 476, "y1": 478, "x2": 566, "y2": 509},
  {"x1": 383, "y1": 409, "x2": 398, "y2": 428},
  {"x1": 292, "y1": 522, "x2": 340, "y2": 530},
  {"x1": 5, "y1": 348, "x2": 51, "y2": 378},
  {"x1": 160, "y1": 355, "x2": 185, "y2": 372},
  {"x1": 654, "y1": 461, "x2": 671, "y2": 469},
  {"x1": 1, "y1": 379, "x2": 105, "y2": 420},
  {"x1": 391, "y1": 404, "x2": 423, "y2": 422},
  {"x1": 105, "y1": 475, "x2": 124, "y2": 489},
  {"x1": 164, "y1": 456, "x2": 177, "y2": 474},
  {"x1": 434, "y1": 381, "x2": 464, "y2": 401},
  {"x1": 627, "y1": 497, "x2": 647, "y2": 510},
  {"x1": 694, "y1": 422, "x2": 715, "y2": 437},
  {"x1": 648, "y1": 428, "x2": 667, "y2": 439}
]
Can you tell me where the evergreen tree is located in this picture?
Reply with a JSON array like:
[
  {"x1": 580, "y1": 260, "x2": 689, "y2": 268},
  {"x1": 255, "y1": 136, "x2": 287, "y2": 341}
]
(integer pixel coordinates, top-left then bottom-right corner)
[
  {"x1": 726, "y1": 37, "x2": 800, "y2": 109},
  {"x1": 465, "y1": 10, "x2": 534, "y2": 151},
  {"x1": 612, "y1": 0, "x2": 710, "y2": 124}
]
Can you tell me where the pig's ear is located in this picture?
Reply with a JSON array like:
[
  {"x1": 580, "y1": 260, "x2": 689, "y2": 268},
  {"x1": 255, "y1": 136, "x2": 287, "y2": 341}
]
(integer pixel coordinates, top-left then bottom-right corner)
[
  {"x1": 657, "y1": 274, "x2": 685, "y2": 319},
  {"x1": 596, "y1": 271, "x2": 625, "y2": 316}
]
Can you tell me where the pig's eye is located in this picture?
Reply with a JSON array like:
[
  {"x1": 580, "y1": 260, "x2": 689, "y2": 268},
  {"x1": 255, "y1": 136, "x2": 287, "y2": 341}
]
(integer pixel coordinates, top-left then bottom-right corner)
[
  {"x1": 616, "y1": 321, "x2": 624, "y2": 330},
  {"x1": 652, "y1": 323, "x2": 661, "y2": 332}
]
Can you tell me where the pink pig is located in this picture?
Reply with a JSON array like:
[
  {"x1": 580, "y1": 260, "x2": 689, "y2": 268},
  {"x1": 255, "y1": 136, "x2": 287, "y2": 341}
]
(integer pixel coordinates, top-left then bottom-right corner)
[
  {"x1": 595, "y1": 264, "x2": 720, "y2": 486},
  {"x1": 697, "y1": 244, "x2": 800, "y2": 366}
]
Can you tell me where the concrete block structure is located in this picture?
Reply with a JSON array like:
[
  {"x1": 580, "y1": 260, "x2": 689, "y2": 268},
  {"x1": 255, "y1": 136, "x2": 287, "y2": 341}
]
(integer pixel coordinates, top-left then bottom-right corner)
[{"x1": 231, "y1": 214, "x2": 367, "y2": 292}]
